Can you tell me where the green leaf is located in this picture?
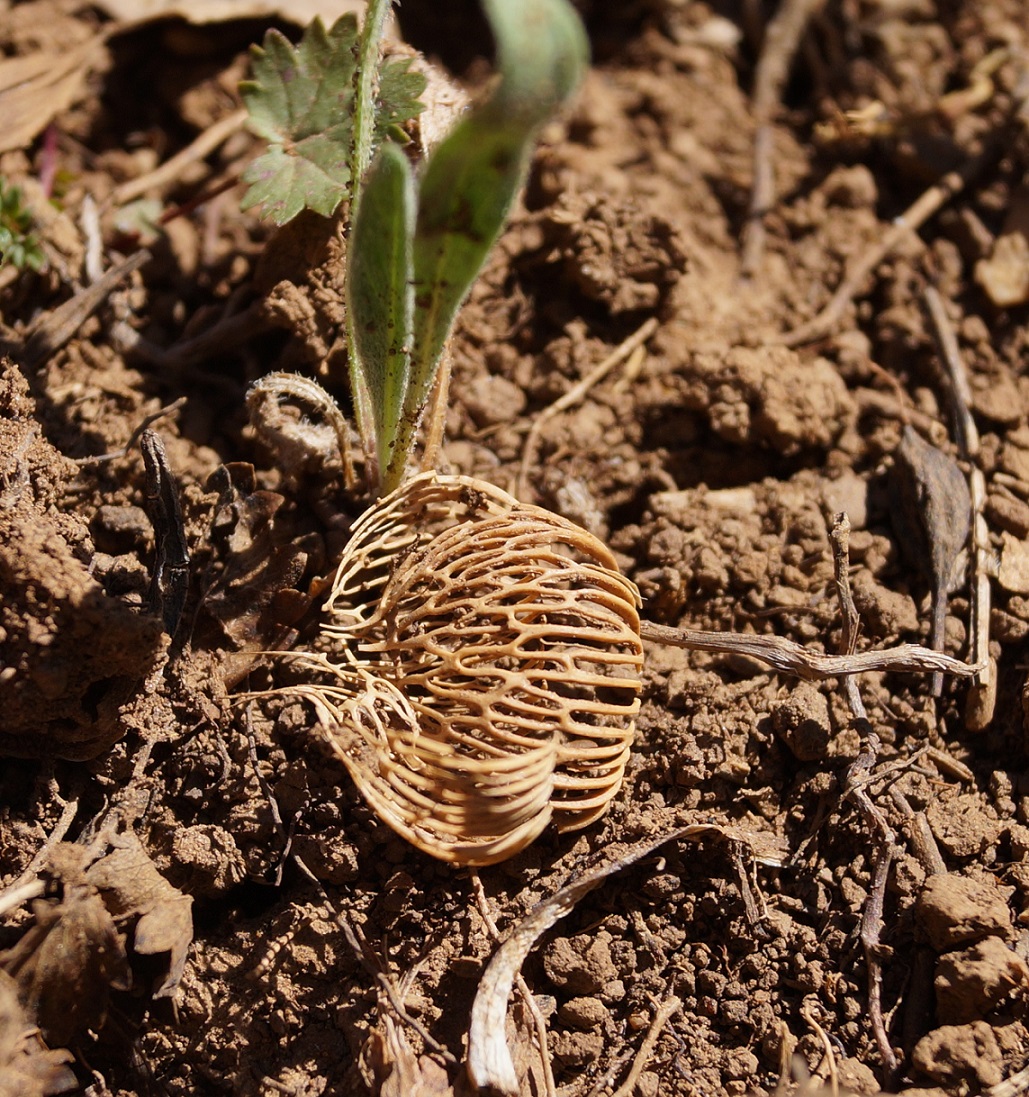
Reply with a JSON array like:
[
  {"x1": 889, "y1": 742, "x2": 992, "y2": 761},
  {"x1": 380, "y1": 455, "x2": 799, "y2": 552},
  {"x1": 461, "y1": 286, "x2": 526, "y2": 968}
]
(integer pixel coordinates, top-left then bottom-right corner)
[
  {"x1": 394, "y1": 0, "x2": 587, "y2": 472},
  {"x1": 374, "y1": 58, "x2": 428, "y2": 142},
  {"x1": 240, "y1": 16, "x2": 360, "y2": 224},
  {"x1": 347, "y1": 142, "x2": 416, "y2": 481},
  {"x1": 240, "y1": 12, "x2": 427, "y2": 227}
]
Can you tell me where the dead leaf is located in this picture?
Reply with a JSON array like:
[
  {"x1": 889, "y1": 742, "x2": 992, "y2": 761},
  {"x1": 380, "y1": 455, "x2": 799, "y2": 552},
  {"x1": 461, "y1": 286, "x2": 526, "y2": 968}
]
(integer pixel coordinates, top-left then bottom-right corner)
[
  {"x1": 0, "y1": 971, "x2": 77, "y2": 1097},
  {"x1": 0, "y1": 884, "x2": 128, "y2": 1047},
  {"x1": 85, "y1": 834, "x2": 194, "y2": 999},
  {"x1": 199, "y1": 463, "x2": 317, "y2": 686},
  {"x1": 0, "y1": 37, "x2": 109, "y2": 155},
  {"x1": 362, "y1": 1018, "x2": 453, "y2": 1097}
]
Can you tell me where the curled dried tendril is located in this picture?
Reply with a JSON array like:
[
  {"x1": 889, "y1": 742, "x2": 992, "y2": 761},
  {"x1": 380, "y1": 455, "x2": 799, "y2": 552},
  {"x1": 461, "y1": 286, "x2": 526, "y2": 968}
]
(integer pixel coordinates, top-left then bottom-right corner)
[{"x1": 283, "y1": 471, "x2": 643, "y2": 866}]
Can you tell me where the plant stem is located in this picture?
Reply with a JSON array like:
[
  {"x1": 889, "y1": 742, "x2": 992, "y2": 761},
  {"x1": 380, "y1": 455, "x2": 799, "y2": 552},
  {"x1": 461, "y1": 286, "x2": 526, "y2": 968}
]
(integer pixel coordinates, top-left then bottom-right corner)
[{"x1": 351, "y1": 0, "x2": 392, "y2": 211}]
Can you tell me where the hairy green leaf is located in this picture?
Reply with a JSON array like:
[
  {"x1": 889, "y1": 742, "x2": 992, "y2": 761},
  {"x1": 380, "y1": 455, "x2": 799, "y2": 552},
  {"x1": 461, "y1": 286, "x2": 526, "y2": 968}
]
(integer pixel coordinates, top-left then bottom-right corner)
[
  {"x1": 348, "y1": 142, "x2": 415, "y2": 480},
  {"x1": 240, "y1": 14, "x2": 427, "y2": 226},
  {"x1": 240, "y1": 16, "x2": 359, "y2": 224}
]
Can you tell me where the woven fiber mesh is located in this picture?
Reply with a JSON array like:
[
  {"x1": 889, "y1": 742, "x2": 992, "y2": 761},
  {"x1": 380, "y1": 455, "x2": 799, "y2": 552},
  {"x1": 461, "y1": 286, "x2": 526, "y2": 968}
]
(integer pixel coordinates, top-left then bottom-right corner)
[{"x1": 308, "y1": 472, "x2": 643, "y2": 865}]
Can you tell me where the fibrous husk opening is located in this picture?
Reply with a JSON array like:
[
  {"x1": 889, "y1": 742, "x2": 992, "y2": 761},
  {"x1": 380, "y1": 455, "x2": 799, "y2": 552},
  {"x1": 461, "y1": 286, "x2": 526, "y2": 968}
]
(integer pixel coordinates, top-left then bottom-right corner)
[{"x1": 292, "y1": 471, "x2": 643, "y2": 865}]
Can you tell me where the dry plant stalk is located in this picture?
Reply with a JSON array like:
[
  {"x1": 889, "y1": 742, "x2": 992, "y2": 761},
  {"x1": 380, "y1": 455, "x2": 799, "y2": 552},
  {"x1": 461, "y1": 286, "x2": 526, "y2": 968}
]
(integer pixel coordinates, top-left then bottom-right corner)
[{"x1": 283, "y1": 471, "x2": 643, "y2": 866}]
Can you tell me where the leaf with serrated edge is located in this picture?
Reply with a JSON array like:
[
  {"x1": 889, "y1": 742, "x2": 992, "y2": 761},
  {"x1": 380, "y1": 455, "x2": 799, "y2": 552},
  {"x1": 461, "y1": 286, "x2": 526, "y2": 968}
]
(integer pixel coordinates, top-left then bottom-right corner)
[
  {"x1": 240, "y1": 14, "x2": 427, "y2": 226},
  {"x1": 240, "y1": 15, "x2": 359, "y2": 223},
  {"x1": 348, "y1": 142, "x2": 415, "y2": 478}
]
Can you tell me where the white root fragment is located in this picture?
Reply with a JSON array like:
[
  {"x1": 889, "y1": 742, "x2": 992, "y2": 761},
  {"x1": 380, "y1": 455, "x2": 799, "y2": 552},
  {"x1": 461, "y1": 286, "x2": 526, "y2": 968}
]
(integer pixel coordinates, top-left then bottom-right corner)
[{"x1": 467, "y1": 824, "x2": 733, "y2": 1094}]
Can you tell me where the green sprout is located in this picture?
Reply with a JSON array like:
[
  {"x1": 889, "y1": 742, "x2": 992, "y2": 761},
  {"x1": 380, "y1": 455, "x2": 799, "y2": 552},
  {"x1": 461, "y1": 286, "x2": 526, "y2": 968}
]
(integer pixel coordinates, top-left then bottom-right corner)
[
  {"x1": 0, "y1": 181, "x2": 45, "y2": 273},
  {"x1": 243, "y1": 0, "x2": 587, "y2": 496},
  {"x1": 346, "y1": 0, "x2": 588, "y2": 492}
]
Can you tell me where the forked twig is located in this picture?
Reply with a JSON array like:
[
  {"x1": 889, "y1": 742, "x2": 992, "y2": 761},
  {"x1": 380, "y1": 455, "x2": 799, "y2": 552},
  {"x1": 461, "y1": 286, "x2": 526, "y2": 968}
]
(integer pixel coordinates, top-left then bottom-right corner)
[
  {"x1": 800, "y1": 1002, "x2": 839, "y2": 1097},
  {"x1": 640, "y1": 620, "x2": 979, "y2": 681}
]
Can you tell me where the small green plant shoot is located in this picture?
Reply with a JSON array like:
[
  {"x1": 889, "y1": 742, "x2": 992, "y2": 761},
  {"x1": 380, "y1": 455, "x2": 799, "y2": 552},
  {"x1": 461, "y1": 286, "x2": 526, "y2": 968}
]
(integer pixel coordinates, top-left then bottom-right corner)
[
  {"x1": 0, "y1": 181, "x2": 45, "y2": 273},
  {"x1": 239, "y1": 13, "x2": 427, "y2": 226},
  {"x1": 346, "y1": 0, "x2": 588, "y2": 492},
  {"x1": 243, "y1": 0, "x2": 587, "y2": 496}
]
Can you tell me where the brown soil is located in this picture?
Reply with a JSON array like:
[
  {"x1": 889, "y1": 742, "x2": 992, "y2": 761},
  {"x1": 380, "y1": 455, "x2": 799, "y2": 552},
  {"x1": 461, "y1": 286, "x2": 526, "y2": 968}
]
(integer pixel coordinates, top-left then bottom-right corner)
[{"x1": 2, "y1": 1, "x2": 1029, "y2": 1095}]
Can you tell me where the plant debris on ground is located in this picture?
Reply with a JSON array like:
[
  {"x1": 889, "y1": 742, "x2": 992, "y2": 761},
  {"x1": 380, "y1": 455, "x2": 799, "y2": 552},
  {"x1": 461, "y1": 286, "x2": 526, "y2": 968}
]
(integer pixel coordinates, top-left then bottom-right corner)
[{"x1": 1, "y1": 1, "x2": 1029, "y2": 1096}]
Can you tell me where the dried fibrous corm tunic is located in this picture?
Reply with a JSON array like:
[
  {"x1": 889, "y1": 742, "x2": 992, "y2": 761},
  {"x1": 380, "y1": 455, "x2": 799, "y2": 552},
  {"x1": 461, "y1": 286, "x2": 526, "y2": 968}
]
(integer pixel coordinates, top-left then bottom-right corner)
[{"x1": 284, "y1": 472, "x2": 644, "y2": 865}]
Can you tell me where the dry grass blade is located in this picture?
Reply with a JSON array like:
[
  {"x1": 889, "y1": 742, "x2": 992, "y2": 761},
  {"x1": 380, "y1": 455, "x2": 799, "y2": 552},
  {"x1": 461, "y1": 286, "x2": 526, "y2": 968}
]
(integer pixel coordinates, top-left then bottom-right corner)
[
  {"x1": 467, "y1": 823, "x2": 732, "y2": 1094},
  {"x1": 287, "y1": 472, "x2": 643, "y2": 865}
]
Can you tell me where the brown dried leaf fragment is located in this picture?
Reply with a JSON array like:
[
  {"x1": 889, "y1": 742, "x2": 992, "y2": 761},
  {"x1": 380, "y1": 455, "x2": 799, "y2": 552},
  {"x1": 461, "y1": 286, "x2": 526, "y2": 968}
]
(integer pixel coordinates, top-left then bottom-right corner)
[
  {"x1": 0, "y1": 36, "x2": 108, "y2": 155},
  {"x1": 0, "y1": 865, "x2": 129, "y2": 1048},
  {"x1": 0, "y1": 971, "x2": 76, "y2": 1097},
  {"x1": 85, "y1": 834, "x2": 194, "y2": 999},
  {"x1": 889, "y1": 426, "x2": 971, "y2": 694}
]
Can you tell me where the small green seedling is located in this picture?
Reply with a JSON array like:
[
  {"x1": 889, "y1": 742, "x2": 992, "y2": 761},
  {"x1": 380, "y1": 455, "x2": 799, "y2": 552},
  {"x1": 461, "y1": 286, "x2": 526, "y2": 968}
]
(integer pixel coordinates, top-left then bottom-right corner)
[
  {"x1": 243, "y1": 0, "x2": 587, "y2": 495},
  {"x1": 0, "y1": 181, "x2": 45, "y2": 273},
  {"x1": 346, "y1": 0, "x2": 588, "y2": 492}
]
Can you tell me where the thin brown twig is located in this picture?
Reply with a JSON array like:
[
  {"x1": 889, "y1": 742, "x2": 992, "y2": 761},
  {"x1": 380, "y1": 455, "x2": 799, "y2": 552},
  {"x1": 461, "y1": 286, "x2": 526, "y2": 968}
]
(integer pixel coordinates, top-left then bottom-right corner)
[
  {"x1": 73, "y1": 397, "x2": 187, "y2": 466},
  {"x1": 922, "y1": 286, "x2": 979, "y2": 459},
  {"x1": 827, "y1": 513, "x2": 899, "y2": 1076},
  {"x1": 842, "y1": 733, "x2": 899, "y2": 1078},
  {"x1": 19, "y1": 249, "x2": 150, "y2": 368},
  {"x1": 641, "y1": 620, "x2": 979, "y2": 681},
  {"x1": 740, "y1": 0, "x2": 825, "y2": 278},
  {"x1": 112, "y1": 108, "x2": 248, "y2": 206},
  {"x1": 610, "y1": 995, "x2": 682, "y2": 1097},
  {"x1": 780, "y1": 143, "x2": 999, "y2": 347},
  {"x1": 829, "y1": 512, "x2": 869, "y2": 720},
  {"x1": 517, "y1": 318, "x2": 657, "y2": 500},
  {"x1": 800, "y1": 1002, "x2": 839, "y2": 1097},
  {"x1": 890, "y1": 788, "x2": 946, "y2": 876}
]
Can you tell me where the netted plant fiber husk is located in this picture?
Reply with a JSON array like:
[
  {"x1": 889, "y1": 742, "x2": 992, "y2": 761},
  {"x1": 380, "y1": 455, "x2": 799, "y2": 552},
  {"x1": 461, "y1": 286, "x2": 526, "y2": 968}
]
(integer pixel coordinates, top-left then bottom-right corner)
[{"x1": 294, "y1": 471, "x2": 643, "y2": 866}]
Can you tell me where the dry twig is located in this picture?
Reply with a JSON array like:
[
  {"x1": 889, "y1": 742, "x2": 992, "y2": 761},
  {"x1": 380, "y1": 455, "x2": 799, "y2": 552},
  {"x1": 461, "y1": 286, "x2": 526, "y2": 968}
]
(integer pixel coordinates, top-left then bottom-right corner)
[
  {"x1": 780, "y1": 145, "x2": 997, "y2": 347},
  {"x1": 112, "y1": 109, "x2": 248, "y2": 207},
  {"x1": 517, "y1": 318, "x2": 657, "y2": 500},
  {"x1": 18, "y1": 249, "x2": 150, "y2": 368},
  {"x1": 609, "y1": 995, "x2": 682, "y2": 1097},
  {"x1": 640, "y1": 620, "x2": 978, "y2": 681},
  {"x1": 825, "y1": 517, "x2": 899, "y2": 1077},
  {"x1": 740, "y1": 0, "x2": 825, "y2": 278}
]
